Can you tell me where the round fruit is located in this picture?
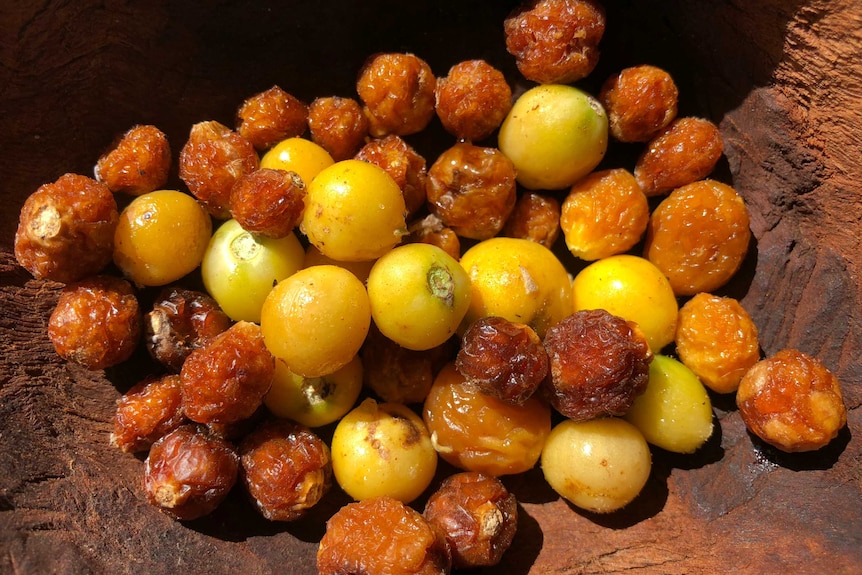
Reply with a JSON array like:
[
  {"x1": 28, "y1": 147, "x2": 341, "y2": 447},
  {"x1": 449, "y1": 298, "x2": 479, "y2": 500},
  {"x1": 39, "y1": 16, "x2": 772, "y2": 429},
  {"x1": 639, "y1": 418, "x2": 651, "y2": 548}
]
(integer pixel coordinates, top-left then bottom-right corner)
[
  {"x1": 113, "y1": 189, "x2": 212, "y2": 287},
  {"x1": 541, "y1": 417, "x2": 651, "y2": 514},
  {"x1": 459, "y1": 237, "x2": 572, "y2": 339},
  {"x1": 201, "y1": 219, "x2": 305, "y2": 323},
  {"x1": 265, "y1": 355, "x2": 363, "y2": 428},
  {"x1": 624, "y1": 355, "x2": 714, "y2": 454},
  {"x1": 260, "y1": 264, "x2": 371, "y2": 378},
  {"x1": 331, "y1": 398, "x2": 437, "y2": 503},
  {"x1": 300, "y1": 159, "x2": 407, "y2": 262},
  {"x1": 259, "y1": 136, "x2": 334, "y2": 185},
  {"x1": 367, "y1": 243, "x2": 471, "y2": 351},
  {"x1": 423, "y1": 363, "x2": 551, "y2": 477},
  {"x1": 572, "y1": 254, "x2": 678, "y2": 352},
  {"x1": 498, "y1": 84, "x2": 608, "y2": 190}
]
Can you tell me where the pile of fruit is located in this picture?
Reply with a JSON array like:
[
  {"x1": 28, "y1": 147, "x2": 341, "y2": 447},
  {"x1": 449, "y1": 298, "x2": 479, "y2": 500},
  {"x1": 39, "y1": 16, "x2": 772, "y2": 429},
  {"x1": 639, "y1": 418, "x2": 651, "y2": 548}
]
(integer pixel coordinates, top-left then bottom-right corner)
[{"x1": 12, "y1": 0, "x2": 847, "y2": 573}]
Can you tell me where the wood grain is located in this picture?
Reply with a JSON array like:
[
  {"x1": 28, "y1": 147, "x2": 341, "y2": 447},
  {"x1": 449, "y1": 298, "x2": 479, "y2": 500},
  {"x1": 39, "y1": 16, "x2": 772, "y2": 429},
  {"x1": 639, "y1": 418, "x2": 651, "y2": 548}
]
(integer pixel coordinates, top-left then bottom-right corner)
[{"x1": 1, "y1": 1, "x2": 860, "y2": 574}]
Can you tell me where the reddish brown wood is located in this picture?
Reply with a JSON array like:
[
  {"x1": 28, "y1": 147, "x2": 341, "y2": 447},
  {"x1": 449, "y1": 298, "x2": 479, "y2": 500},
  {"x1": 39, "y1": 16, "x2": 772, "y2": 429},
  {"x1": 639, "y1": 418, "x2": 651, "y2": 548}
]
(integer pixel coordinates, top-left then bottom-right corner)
[{"x1": 1, "y1": 1, "x2": 860, "y2": 574}]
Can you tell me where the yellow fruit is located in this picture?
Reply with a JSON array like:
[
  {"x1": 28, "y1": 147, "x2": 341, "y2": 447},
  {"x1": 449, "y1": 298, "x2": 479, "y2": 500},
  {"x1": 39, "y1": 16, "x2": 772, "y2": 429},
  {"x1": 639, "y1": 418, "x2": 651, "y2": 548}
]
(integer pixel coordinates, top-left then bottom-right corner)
[
  {"x1": 624, "y1": 355, "x2": 714, "y2": 454},
  {"x1": 572, "y1": 254, "x2": 678, "y2": 352},
  {"x1": 201, "y1": 219, "x2": 305, "y2": 323},
  {"x1": 498, "y1": 84, "x2": 608, "y2": 190},
  {"x1": 260, "y1": 264, "x2": 371, "y2": 378},
  {"x1": 331, "y1": 398, "x2": 437, "y2": 503},
  {"x1": 300, "y1": 159, "x2": 407, "y2": 262},
  {"x1": 259, "y1": 137, "x2": 334, "y2": 185},
  {"x1": 113, "y1": 190, "x2": 212, "y2": 287},
  {"x1": 541, "y1": 417, "x2": 651, "y2": 514},
  {"x1": 559, "y1": 168, "x2": 649, "y2": 261},
  {"x1": 367, "y1": 243, "x2": 472, "y2": 351},
  {"x1": 265, "y1": 355, "x2": 363, "y2": 428},
  {"x1": 459, "y1": 237, "x2": 572, "y2": 338}
]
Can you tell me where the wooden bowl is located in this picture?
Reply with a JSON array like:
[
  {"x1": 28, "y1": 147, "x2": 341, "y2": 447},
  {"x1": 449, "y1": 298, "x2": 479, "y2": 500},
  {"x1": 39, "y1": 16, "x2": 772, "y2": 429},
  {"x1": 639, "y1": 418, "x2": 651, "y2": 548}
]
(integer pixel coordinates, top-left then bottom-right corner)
[{"x1": 1, "y1": 1, "x2": 859, "y2": 573}]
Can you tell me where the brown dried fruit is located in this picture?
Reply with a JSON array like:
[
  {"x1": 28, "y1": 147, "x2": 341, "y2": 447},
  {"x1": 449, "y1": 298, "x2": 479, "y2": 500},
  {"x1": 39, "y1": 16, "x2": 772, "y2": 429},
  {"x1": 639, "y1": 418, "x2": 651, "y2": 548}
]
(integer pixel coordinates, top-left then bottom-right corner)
[
  {"x1": 599, "y1": 65, "x2": 679, "y2": 143},
  {"x1": 644, "y1": 179, "x2": 751, "y2": 296},
  {"x1": 504, "y1": 0, "x2": 606, "y2": 84},
  {"x1": 48, "y1": 275, "x2": 141, "y2": 370},
  {"x1": 145, "y1": 286, "x2": 232, "y2": 373},
  {"x1": 239, "y1": 418, "x2": 331, "y2": 521},
  {"x1": 424, "y1": 471, "x2": 518, "y2": 569},
  {"x1": 317, "y1": 496, "x2": 451, "y2": 575},
  {"x1": 356, "y1": 52, "x2": 437, "y2": 138},
  {"x1": 634, "y1": 116, "x2": 724, "y2": 196},
  {"x1": 559, "y1": 168, "x2": 649, "y2": 261},
  {"x1": 362, "y1": 323, "x2": 455, "y2": 405},
  {"x1": 143, "y1": 424, "x2": 239, "y2": 521},
  {"x1": 180, "y1": 321, "x2": 275, "y2": 425},
  {"x1": 407, "y1": 214, "x2": 462, "y2": 261},
  {"x1": 426, "y1": 142, "x2": 517, "y2": 240},
  {"x1": 236, "y1": 85, "x2": 308, "y2": 150},
  {"x1": 501, "y1": 192, "x2": 561, "y2": 249},
  {"x1": 110, "y1": 375, "x2": 186, "y2": 453},
  {"x1": 542, "y1": 309, "x2": 653, "y2": 421},
  {"x1": 229, "y1": 168, "x2": 306, "y2": 238},
  {"x1": 456, "y1": 316, "x2": 548, "y2": 405},
  {"x1": 179, "y1": 120, "x2": 259, "y2": 219},
  {"x1": 737, "y1": 349, "x2": 847, "y2": 453},
  {"x1": 424, "y1": 363, "x2": 551, "y2": 477},
  {"x1": 14, "y1": 173, "x2": 118, "y2": 283},
  {"x1": 95, "y1": 124, "x2": 172, "y2": 195},
  {"x1": 675, "y1": 293, "x2": 760, "y2": 394},
  {"x1": 355, "y1": 134, "x2": 428, "y2": 216},
  {"x1": 435, "y1": 59, "x2": 512, "y2": 142},
  {"x1": 308, "y1": 96, "x2": 370, "y2": 161}
]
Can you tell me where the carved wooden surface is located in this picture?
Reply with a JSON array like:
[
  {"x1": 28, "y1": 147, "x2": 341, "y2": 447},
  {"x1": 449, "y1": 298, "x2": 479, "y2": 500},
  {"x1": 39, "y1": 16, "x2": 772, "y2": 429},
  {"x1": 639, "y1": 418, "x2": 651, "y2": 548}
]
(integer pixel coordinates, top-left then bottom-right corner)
[{"x1": 1, "y1": 1, "x2": 860, "y2": 574}]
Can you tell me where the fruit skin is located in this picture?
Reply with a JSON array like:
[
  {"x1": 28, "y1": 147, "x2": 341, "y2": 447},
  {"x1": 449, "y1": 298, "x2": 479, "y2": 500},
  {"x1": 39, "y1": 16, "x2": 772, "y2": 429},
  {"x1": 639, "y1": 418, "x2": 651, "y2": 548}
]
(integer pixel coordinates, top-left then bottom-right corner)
[
  {"x1": 201, "y1": 218, "x2": 305, "y2": 323},
  {"x1": 48, "y1": 275, "x2": 141, "y2": 370},
  {"x1": 367, "y1": 243, "x2": 472, "y2": 351},
  {"x1": 317, "y1": 495, "x2": 451, "y2": 575},
  {"x1": 498, "y1": 84, "x2": 608, "y2": 190},
  {"x1": 674, "y1": 293, "x2": 760, "y2": 394},
  {"x1": 113, "y1": 189, "x2": 212, "y2": 287},
  {"x1": 300, "y1": 159, "x2": 407, "y2": 262},
  {"x1": 423, "y1": 362, "x2": 551, "y2": 477},
  {"x1": 330, "y1": 398, "x2": 437, "y2": 504},
  {"x1": 643, "y1": 179, "x2": 750, "y2": 296},
  {"x1": 265, "y1": 355, "x2": 363, "y2": 428},
  {"x1": 260, "y1": 264, "x2": 371, "y2": 378},
  {"x1": 736, "y1": 349, "x2": 847, "y2": 453},
  {"x1": 15, "y1": 173, "x2": 119, "y2": 284},
  {"x1": 623, "y1": 354, "x2": 714, "y2": 454},
  {"x1": 143, "y1": 424, "x2": 239, "y2": 521},
  {"x1": 541, "y1": 309, "x2": 652, "y2": 421},
  {"x1": 459, "y1": 237, "x2": 572, "y2": 339},
  {"x1": 541, "y1": 417, "x2": 651, "y2": 514},
  {"x1": 259, "y1": 136, "x2": 334, "y2": 185},
  {"x1": 559, "y1": 168, "x2": 649, "y2": 262},
  {"x1": 572, "y1": 254, "x2": 678, "y2": 353},
  {"x1": 179, "y1": 321, "x2": 275, "y2": 425}
]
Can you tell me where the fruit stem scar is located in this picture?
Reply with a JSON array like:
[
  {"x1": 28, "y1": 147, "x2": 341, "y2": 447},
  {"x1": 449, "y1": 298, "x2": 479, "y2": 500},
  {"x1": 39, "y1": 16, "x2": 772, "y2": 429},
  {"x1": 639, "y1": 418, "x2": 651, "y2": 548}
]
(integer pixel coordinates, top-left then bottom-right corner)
[
  {"x1": 302, "y1": 377, "x2": 333, "y2": 405},
  {"x1": 31, "y1": 205, "x2": 61, "y2": 239},
  {"x1": 427, "y1": 263, "x2": 455, "y2": 307},
  {"x1": 230, "y1": 231, "x2": 260, "y2": 261}
]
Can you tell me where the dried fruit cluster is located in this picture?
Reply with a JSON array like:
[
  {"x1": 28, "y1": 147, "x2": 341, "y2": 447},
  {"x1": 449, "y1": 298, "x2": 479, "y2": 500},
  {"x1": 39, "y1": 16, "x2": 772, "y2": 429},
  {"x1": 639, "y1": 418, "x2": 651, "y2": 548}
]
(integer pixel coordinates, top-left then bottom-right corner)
[{"x1": 11, "y1": 0, "x2": 848, "y2": 572}]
